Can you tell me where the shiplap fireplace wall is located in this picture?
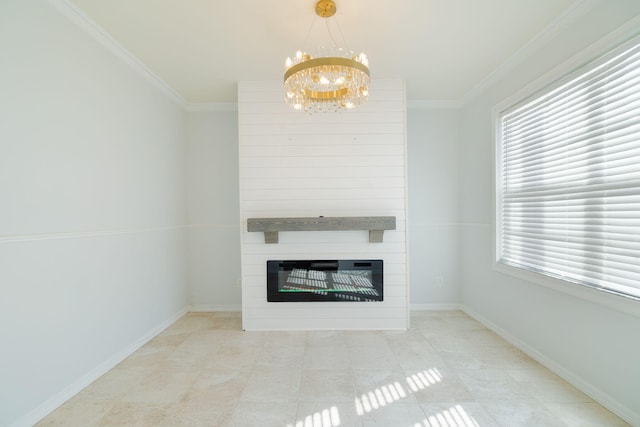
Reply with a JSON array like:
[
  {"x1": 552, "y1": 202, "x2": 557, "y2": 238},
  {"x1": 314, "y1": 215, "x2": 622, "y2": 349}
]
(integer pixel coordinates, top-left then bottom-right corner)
[{"x1": 238, "y1": 80, "x2": 408, "y2": 330}]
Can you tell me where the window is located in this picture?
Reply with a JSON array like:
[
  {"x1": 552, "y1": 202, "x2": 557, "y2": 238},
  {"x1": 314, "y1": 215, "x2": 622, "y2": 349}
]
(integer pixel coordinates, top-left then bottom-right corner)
[{"x1": 496, "y1": 35, "x2": 640, "y2": 301}]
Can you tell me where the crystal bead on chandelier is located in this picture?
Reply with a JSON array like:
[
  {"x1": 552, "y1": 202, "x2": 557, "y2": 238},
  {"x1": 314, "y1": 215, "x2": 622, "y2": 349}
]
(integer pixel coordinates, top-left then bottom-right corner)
[{"x1": 284, "y1": 0, "x2": 370, "y2": 113}]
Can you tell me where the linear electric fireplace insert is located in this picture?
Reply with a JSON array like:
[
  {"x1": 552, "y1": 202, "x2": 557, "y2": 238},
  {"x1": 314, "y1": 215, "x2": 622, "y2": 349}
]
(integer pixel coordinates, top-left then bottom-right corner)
[{"x1": 267, "y1": 260, "x2": 383, "y2": 302}]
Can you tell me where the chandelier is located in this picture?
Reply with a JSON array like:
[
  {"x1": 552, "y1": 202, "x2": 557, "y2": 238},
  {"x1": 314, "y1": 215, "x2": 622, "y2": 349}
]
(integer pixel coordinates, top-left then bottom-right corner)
[{"x1": 284, "y1": 0, "x2": 370, "y2": 113}]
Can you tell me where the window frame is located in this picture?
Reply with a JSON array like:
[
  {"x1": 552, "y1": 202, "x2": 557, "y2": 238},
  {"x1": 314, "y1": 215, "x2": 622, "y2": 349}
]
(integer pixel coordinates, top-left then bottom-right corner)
[{"x1": 492, "y1": 28, "x2": 640, "y2": 318}]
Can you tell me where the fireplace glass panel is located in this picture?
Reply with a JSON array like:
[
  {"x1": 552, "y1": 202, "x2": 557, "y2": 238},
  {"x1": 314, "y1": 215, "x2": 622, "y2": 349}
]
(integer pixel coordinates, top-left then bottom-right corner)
[{"x1": 267, "y1": 260, "x2": 383, "y2": 302}]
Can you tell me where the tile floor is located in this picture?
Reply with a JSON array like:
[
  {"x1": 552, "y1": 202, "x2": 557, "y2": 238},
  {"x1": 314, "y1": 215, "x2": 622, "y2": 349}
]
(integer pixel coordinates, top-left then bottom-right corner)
[{"x1": 37, "y1": 311, "x2": 630, "y2": 427}]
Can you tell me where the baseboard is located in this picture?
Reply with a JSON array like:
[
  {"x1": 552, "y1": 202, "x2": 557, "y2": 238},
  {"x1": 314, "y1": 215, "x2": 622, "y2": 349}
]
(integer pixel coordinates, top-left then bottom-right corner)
[
  {"x1": 461, "y1": 305, "x2": 640, "y2": 427},
  {"x1": 11, "y1": 306, "x2": 189, "y2": 427},
  {"x1": 188, "y1": 304, "x2": 242, "y2": 312},
  {"x1": 410, "y1": 303, "x2": 462, "y2": 311}
]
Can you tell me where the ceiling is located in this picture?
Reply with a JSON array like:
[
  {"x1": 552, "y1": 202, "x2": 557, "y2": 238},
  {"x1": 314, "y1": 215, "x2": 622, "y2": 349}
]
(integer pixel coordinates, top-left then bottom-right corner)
[{"x1": 68, "y1": 0, "x2": 579, "y2": 104}]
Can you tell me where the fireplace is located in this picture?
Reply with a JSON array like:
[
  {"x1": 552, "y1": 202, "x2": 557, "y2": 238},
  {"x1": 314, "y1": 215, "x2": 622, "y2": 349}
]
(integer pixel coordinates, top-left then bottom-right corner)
[
  {"x1": 267, "y1": 260, "x2": 383, "y2": 302},
  {"x1": 239, "y1": 79, "x2": 407, "y2": 329}
]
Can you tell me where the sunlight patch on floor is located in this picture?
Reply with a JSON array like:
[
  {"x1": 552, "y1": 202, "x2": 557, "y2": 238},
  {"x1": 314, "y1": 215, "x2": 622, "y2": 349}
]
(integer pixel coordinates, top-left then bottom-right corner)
[
  {"x1": 423, "y1": 405, "x2": 480, "y2": 427},
  {"x1": 291, "y1": 368, "x2": 481, "y2": 426},
  {"x1": 407, "y1": 368, "x2": 443, "y2": 392},
  {"x1": 355, "y1": 381, "x2": 407, "y2": 415},
  {"x1": 291, "y1": 406, "x2": 340, "y2": 427}
]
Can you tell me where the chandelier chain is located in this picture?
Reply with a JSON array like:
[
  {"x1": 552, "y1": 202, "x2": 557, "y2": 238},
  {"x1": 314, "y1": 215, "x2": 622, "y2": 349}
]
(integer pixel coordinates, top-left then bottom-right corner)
[
  {"x1": 301, "y1": 14, "x2": 318, "y2": 53},
  {"x1": 324, "y1": 18, "x2": 340, "y2": 49},
  {"x1": 332, "y1": 14, "x2": 350, "y2": 52}
]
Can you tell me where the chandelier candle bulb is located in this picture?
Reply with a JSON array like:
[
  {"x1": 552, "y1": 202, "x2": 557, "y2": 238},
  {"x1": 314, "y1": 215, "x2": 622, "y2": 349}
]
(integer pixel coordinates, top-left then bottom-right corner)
[{"x1": 284, "y1": 0, "x2": 370, "y2": 113}]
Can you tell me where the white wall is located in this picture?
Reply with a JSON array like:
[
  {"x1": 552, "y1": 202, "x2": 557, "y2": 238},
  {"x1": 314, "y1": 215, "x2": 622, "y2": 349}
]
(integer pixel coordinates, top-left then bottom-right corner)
[
  {"x1": 0, "y1": 1, "x2": 188, "y2": 425},
  {"x1": 186, "y1": 109, "x2": 242, "y2": 309},
  {"x1": 458, "y1": 1, "x2": 640, "y2": 424},
  {"x1": 238, "y1": 80, "x2": 409, "y2": 330},
  {"x1": 407, "y1": 107, "x2": 460, "y2": 307}
]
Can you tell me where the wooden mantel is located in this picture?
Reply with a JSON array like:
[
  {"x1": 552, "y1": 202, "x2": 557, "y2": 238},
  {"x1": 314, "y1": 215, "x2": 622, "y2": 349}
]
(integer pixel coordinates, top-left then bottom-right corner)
[{"x1": 247, "y1": 216, "x2": 396, "y2": 244}]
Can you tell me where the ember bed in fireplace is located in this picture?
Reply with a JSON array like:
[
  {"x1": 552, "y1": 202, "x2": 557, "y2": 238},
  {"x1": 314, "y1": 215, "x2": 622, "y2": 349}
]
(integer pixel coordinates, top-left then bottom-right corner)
[{"x1": 267, "y1": 260, "x2": 383, "y2": 302}]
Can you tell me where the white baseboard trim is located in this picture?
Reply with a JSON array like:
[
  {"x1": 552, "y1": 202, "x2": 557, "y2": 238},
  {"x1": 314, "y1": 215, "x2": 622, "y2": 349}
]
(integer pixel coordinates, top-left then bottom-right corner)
[
  {"x1": 461, "y1": 305, "x2": 640, "y2": 427},
  {"x1": 11, "y1": 306, "x2": 189, "y2": 427},
  {"x1": 189, "y1": 304, "x2": 242, "y2": 312},
  {"x1": 410, "y1": 303, "x2": 462, "y2": 311}
]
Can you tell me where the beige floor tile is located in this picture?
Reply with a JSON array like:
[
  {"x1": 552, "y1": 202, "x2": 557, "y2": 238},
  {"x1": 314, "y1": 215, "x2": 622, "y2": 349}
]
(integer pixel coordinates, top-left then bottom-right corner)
[
  {"x1": 204, "y1": 343, "x2": 260, "y2": 371},
  {"x1": 160, "y1": 401, "x2": 236, "y2": 427},
  {"x1": 256, "y1": 342, "x2": 306, "y2": 369},
  {"x1": 438, "y1": 349, "x2": 488, "y2": 370},
  {"x1": 295, "y1": 401, "x2": 363, "y2": 427},
  {"x1": 456, "y1": 329, "x2": 511, "y2": 348},
  {"x1": 227, "y1": 401, "x2": 298, "y2": 427},
  {"x1": 424, "y1": 331, "x2": 485, "y2": 353},
  {"x1": 265, "y1": 330, "x2": 308, "y2": 348},
  {"x1": 115, "y1": 348, "x2": 171, "y2": 371},
  {"x1": 123, "y1": 362, "x2": 201, "y2": 404},
  {"x1": 349, "y1": 345, "x2": 400, "y2": 371},
  {"x1": 304, "y1": 343, "x2": 352, "y2": 370},
  {"x1": 410, "y1": 313, "x2": 452, "y2": 331},
  {"x1": 97, "y1": 402, "x2": 166, "y2": 427},
  {"x1": 305, "y1": 330, "x2": 348, "y2": 347},
  {"x1": 471, "y1": 346, "x2": 540, "y2": 370},
  {"x1": 383, "y1": 327, "x2": 428, "y2": 342},
  {"x1": 209, "y1": 313, "x2": 243, "y2": 330},
  {"x1": 36, "y1": 399, "x2": 113, "y2": 426},
  {"x1": 345, "y1": 331, "x2": 391, "y2": 348},
  {"x1": 353, "y1": 369, "x2": 417, "y2": 405},
  {"x1": 421, "y1": 402, "x2": 499, "y2": 427},
  {"x1": 507, "y1": 369, "x2": 593, "y2": 403},
  {"x1": 439, "y1": 345, "x2": 540, "y2": 371},
  {"x1": 79, "y1": 366, "x2": 155, "y2": 401},
  {"x1": 299, "y1": 369, "x2": 355, "y2": 403},
  {"x1": 412, "y1": 311, "x2": 486, "y2": 333},
  {"x1": 442, "y1": 313, "x2": 491, "y2": 331},
  {"x1": 183, "y1": 367, "x2": 250, "y2": 404},
  {"x1": 145, "y1": 331, "x2": 192, "y2": 349},
  {"x1": 387, "y1": 339, "x2": 447, "y2": 370},
  {"x1": 177, "y1": 329, "x2": 231, "y2": 350},
  {"x1": 545, "y1": 402, "x2": 632, "y2": 427},
  {"x1": 358, "y1": 402, "x2": 428, "y2": 427},
  {"x1": 240, "y1": 367, "x2": 302, "y2": 403},
  {"x1": 483, "y1": 400, "x2": 568, "y2": 427},
  {"x1": 214, "y1": 329, "x2": 268, "y2": 348},
  {"x1": 163, "y1": 313, "x2": 221, "y2": 334},
  {"x1": 455, "y1": 369, "x2": 538, "y2": 403},
  {"x1": 36, "y1": 312, "x2": 633, "y2": 427},
  {"x1": 404, "y1": 368, "x2": 474, "y2": 403}
]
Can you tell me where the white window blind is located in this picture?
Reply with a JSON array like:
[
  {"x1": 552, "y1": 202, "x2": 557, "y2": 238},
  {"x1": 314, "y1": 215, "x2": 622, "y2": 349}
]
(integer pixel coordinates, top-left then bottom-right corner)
[{"x1": 497, "y1": 35, "x2": 640, "y2": 300}]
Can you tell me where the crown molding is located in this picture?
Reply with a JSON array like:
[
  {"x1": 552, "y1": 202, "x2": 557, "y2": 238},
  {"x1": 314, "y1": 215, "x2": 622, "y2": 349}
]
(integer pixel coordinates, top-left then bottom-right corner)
[
  {"x1": 407, "y1": 99, "x2": 464, "y2": 110},
  {"x1": 46, "y1": 0, "x2": 189, "y2": 109},
  {"x1": 460, "y1": 0, "x2": 600, "y2": 105},
  {"x1": 185, "y1": 102, "x2": 238, "y2": 112},
  {"x1": 189, "y1": 98, "x2": 462, "y2": 113}
]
